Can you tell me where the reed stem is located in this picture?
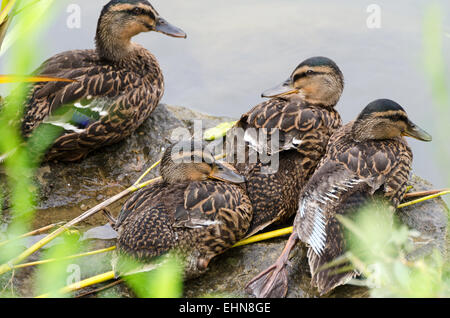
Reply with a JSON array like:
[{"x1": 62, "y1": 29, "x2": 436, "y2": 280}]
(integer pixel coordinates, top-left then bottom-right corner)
[
  {"x1": 13, "y1": 246, "x2": 116, "y2": 269},
  {"x1": 35, "y1": 271, "x2": 116, "y2": 298}
]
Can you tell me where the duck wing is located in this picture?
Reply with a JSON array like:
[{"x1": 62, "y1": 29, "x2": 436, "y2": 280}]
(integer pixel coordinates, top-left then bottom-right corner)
[
  {"x1": 173, "y1": 181, "x2": 251, "y2": 235},
  {"x1": 22, "y1": 49, "x2": 154, "y2": 136},
  {"x1": 115, "y1": 180, "x2": 166, "y2": 229},
  {"x1": 296, "y1": 132, "x2": 412, "y2": 294},
  {"x1": 232, "y1": 98, "x2": 341, "y2": 155},
  {"x1": 296, "y1": 160, "x2": 385, "y2": 294}
]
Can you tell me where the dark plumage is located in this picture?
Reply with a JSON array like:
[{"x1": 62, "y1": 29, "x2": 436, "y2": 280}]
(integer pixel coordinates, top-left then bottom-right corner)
[
  {"x1": 246, "y1": 99, "x2": 432, "y2": 297},
  {"x1": 113, "y1": 141, "x2": 253, "y2": 279},
  {"x1": 228, "y1": 56, "x2": 344, "y2": 237},
  {"x1": 20, "y1": 0, "x2": 186, "y2": 162}
]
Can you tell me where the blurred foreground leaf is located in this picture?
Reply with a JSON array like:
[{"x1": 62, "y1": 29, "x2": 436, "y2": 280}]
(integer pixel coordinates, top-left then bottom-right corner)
[
  {"x1": 0, "y1": 0, "x2": 52, "y2": 57},
  {"x1": 123, "y1": 253, "x2": 183, "y2": 298},
  {"x1": 339, "y1": 202, "x2": 448, "y2": 297},
  {"x1": 33, "y1": 233, "x2": 82, "y2": 298},
  {"x1": 423, "y1": 4, "x2": 450, "y2": 186}
]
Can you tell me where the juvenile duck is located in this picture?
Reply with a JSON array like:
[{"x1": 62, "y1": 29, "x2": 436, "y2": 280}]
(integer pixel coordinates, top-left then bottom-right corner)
[
  {"x1": 21, "y1": 0, "x2": 186, "y2": 162},
  {"x1": 113, "y1": 141, "x2": 252, "y2": 278},
  {"x1": 246, "y1": 99, "x2": 432, "y2": 297},
  {"x1": 228, "y1": 56, "x2": 344, "y2": 237}
]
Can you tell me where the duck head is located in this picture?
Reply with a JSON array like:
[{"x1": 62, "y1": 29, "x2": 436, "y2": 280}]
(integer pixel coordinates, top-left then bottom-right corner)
[
  {"x1": 262, "y1": 56, "x2": 344, "y2": 107},
  {"x1": 352, "y1": 99, "x2": 432, "y2": 142},
  {"x1": 160, "y1": 141, "x2": 246, "y2": 184},
  {"x1": 96, "y1": 0, "x2": 186, "y2": 61}
]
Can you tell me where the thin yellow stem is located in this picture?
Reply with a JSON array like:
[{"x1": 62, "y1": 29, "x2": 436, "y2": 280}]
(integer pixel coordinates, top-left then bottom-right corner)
[
  {"x1": 13, "y1": 246, "x2": 116, "y2": 269},
  {"x1": 35, "y1": 271, "x2": 116, "y2": 298},
  {"x1": 232, "y1": 226, "x2": 293, "y2": 248},
  {"x1": 0, "y1": 222, "x2": 63, "y2": 248},
  {"x1": 134, "y1": 160, "x2": 161, "y2": 185},
  {"x1": 75, "y1": 279, "x2": 124, "y2": 298},
  {"x1": 398, "y1": 190, "x2": 450, "y2": 209},
  {"x1": 0, "y1": 75, "x2": 76, "y2": 84}
]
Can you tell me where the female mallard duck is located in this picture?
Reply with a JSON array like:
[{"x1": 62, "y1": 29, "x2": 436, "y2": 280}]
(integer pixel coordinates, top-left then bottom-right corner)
[
  {"x1": 21, "y1": 0, "x2": 186, "y2": 162},
  {"x1": 112, "y1": 141, "x2": 252, "y2": 278},
  {"x1": 228, "y1": 56, "x2": 344, "y2": 237},
  {"x1": 246, "y1": 99, "x2": 432, "y2": 297}
]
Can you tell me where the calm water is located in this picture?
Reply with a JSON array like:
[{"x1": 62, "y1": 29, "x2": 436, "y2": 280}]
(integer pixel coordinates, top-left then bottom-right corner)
[{"x1": 1, "y1": 0, "x2": 449, "y2": 189}]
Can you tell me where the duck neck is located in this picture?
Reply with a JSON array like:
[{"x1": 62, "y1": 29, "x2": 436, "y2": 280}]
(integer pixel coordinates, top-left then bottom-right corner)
[
  {"x1": 302, "y1": 87, "x2": 342, "y2": 107},
  {"x1": 352, "y1": 119, "x2": 386, "y2": 142}
]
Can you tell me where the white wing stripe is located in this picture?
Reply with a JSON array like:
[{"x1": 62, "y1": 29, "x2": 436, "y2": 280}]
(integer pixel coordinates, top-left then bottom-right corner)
[{"x1": 308, "y1": 206, "x2": 327, "y2": 256}]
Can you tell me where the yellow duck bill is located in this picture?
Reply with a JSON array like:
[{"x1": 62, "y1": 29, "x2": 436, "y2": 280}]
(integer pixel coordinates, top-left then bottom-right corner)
[
  {"x1": 261, "y1": 78, "x2": 298, "y2": 98},
  {"x1": 403, "y1": 120, "x2": 432, "y2": 142},
  {"x1": 155, "y1": 17, "x2": 187, "y2": 38}
]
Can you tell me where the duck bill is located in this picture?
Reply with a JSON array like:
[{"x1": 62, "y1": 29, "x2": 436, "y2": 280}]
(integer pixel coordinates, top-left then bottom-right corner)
[
  {"x1": 209, "y1": 162, "x2": 246, "y2": 184},
  {"x1": 155, "y1": 17, "x2": 187, "y2": 38},
  {"x1": 403, "y1": 121, "x2": 432, "y2": 142},
  {"x1": 261, "y1": 78, "x2": 298, "y2": 98}
]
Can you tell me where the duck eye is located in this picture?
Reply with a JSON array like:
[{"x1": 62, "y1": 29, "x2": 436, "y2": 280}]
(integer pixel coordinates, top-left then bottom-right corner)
[
  {"x1": 306, "y1": 70, "x2": 315, "y2": 75},
  {"x1": 132, "y1": 8, "x2": 141, "y2": 15}
]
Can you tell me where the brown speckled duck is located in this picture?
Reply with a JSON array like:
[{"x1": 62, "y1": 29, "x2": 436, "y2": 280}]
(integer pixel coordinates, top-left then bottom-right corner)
[
  {"x1": 228, "y1": 56, "x2": 344, "y2": 237},
  {"x1": 246, "y1": 99, "x2": 432, "y2": 297},
  {"x1": 21, "y1": 0, "x2": 186, "y2": 162},
  {"x1": 113, "y1": 141, "x2": 252, "y2": 278}
]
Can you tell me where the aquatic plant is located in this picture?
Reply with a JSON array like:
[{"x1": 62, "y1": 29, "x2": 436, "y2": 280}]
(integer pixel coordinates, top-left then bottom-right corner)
[
  {"x1": 0, "y1": 0, "x2": 183, "y2": 298},
  {"x1": 335, "y1": 201, "x2": 449, "y2": 298}
]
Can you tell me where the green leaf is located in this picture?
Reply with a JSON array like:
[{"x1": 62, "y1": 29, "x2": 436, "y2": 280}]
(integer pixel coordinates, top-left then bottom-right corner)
[
  {"x1": 123, "y1": 253, "x2": 183, "y2": 298},
  {"x1": 204, "y1": 121, "x2": 236, "y2": 141}
]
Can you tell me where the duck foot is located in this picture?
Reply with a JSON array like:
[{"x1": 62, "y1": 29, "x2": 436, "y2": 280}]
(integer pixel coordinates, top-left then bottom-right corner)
[{"x1": 245, "y1": 233, "x2": 298, "y2": 298}]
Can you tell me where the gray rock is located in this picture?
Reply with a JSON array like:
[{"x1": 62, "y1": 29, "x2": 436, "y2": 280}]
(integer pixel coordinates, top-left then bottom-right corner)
[
  {"x1": 185, "y1": 173, "x2": 449, "y2": 298},
  {"x1": 397, "y1": 175, "x2": 449, "y2": 261},
  {"x1": 0, "y1": 104, "x2": 448, "y2": 298}
]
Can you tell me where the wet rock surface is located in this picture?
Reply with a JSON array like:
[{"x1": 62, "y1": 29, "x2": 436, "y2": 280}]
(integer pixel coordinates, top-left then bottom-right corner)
[{"x1": 0, "y1": 104, "x2": 448, "y2": 298}]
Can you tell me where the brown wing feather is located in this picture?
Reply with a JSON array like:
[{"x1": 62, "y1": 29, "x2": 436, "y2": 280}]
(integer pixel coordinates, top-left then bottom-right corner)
[
  {"x1": 230, "y1": 98, "x2": 342, "y2": 236},
  {"x1": 21, "y1": 47, "x2": 163, "y2": 161},
  {"x1": 115, "y1": 180, "x2": 252, "y2": 276},
  {"x1": 295, "y1": 122, "x2": 413, "y2": 294},
  {"x1": 234, "y1": 98, "x2": 341, "y2": 154}
]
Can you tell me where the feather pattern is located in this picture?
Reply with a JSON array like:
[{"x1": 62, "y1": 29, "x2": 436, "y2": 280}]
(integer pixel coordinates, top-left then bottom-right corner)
[
  {"x1": 294, "y1": 120, "x2": 413, "y2": 295},
  {"x1": 229, "y1": 98, "x2": 342, "y2": 237},
  {"x1": 21, "y1": 45, "x2": 164, "y2": 162},
  {"x1": 114, "y1": 179, "x2": 252, "y2": 279}
]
